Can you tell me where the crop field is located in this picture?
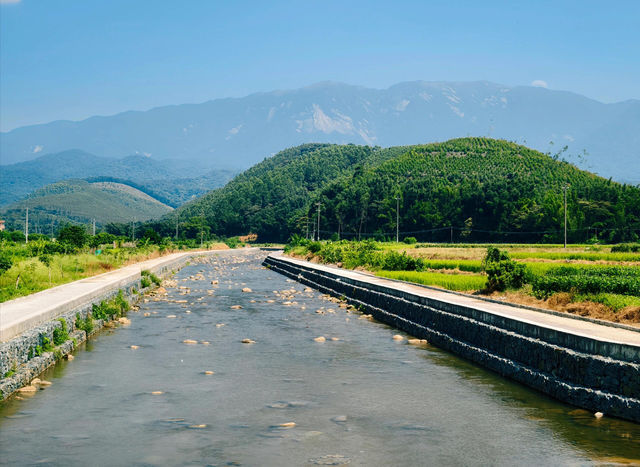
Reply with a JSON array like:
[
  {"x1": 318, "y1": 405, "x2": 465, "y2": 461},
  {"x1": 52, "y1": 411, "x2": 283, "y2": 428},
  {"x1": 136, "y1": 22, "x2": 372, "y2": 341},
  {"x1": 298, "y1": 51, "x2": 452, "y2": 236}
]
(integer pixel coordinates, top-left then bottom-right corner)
[{"x1": 287, "y1": 240, "x2": 640, "y2": 325}]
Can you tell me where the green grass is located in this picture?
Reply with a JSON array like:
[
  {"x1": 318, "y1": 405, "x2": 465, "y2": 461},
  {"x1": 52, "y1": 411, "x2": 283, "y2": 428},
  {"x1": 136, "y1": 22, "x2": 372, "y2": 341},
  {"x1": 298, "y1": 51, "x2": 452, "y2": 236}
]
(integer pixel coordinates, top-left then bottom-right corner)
[
  {"x1": 417, "y1": 259, "x2": 483, "y2": 272},
  {"x1": 377, "y1": 270, "x2": 487, "y2": 291},
  {"x1": 510, "y1": 251, "x2": 640, "y2": 262},
  {"x1": 574, "y1": 293, "x2": 640, "y2": 311},
  {"x1": 0, "y1": 243, "x2": 168, "y2": 302}
]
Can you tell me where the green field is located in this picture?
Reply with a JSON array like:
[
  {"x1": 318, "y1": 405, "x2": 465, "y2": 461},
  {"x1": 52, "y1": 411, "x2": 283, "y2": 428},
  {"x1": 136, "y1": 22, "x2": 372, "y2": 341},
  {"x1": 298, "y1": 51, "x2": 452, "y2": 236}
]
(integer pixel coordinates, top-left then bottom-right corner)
[{"x1": 287, "y1": 239, "x2": 640, "y2": 324}]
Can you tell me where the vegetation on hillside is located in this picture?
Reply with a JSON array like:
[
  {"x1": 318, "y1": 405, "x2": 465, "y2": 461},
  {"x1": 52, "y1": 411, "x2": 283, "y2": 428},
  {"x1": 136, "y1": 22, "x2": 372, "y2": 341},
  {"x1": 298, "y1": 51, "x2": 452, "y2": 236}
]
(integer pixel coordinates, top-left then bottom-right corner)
[
  {"x1": 314, "y1": 138, "x2": 640, "y2": 243},
  {"x1": 0, "y1": 179, "x2": 173, "y2": 232},
  {"x1": 133, "y1": 138, "x2": 640, "y2": 244}
]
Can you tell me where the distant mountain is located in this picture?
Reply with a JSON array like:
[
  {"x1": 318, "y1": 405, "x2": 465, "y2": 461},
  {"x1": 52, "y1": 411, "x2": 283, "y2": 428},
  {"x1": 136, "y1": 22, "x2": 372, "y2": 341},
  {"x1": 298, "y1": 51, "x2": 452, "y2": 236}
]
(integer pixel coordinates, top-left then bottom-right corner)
[
  {"x1": 2, "y1": 81, "x2": 639, "y2": 183},
  {"x1": 0, "y1": 179, "x2": 173, "y2": 232},
  {"x1": 0, "y1": 149, "x2": 234, "y2": 206}
]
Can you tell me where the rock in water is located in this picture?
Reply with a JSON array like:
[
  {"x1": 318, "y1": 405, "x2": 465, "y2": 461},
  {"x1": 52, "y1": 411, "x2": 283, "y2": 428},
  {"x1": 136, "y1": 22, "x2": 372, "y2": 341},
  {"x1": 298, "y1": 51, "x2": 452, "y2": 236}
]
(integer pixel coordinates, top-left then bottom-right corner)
[
  {"x1": 241, "y1": 338, "x2": 256, "y2": 344},
  {"x1": 392, "y1": 334, "x2": 404, "y2": 341},
  {"x1": 18, "y1": 386, "x2": 37, "y2": 393},
  {"x1": 314, "y1": 336, "x2": 326, "y2": 343},
  {"x1": 183, "y1": 339, "x2": 198, "y2": 345},
  {"x1": 242, "y1": 287, "x2": 252, "y2": 293}
]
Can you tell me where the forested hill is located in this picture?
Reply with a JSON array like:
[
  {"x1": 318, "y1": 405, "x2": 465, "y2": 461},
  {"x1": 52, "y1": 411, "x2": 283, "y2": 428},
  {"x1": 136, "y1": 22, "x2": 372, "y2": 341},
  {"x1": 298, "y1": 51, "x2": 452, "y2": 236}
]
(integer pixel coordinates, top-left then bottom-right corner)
[
  {"x1": 314, "y1": 138, "x2": 640, "y2": 243},
  {"x1": 157, "y1": 143, "x2": 407, "y2": 241},
  {"x1": 141, "y1": 138, "x2": 640, "y2": 243}
]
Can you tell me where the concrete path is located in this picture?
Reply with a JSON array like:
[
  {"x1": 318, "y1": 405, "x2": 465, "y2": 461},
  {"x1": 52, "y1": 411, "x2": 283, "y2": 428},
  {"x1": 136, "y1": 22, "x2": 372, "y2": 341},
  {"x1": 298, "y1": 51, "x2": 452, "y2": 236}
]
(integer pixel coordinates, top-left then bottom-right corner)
[
  {"x1": 276, "y1": 253, "x2": 640, "y2": 349},
  {"x1": 0, "y1": 249, "x2": 250, "y2": 342}
]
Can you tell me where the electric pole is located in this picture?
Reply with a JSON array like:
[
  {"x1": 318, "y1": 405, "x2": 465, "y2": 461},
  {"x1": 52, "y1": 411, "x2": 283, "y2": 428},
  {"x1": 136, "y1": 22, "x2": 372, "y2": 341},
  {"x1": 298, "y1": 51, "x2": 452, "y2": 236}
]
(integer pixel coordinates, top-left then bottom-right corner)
[
  {"x1": 315, "y1": 202, "x2": 322, "y2": 241},
  {"x1": 395, "y1": 196, "x2": 400, "y2": 243},
  {"x1": 563, "y1": 184, "x2": 569, "y2": 248},
  {"x1": 92, "y1": 218, "x2": 96, "y2": 236},
  {"x1": 175, "y1": 219, "x2": 179, "y2": 240},
  {"x1": 25, "y1": 208, "x2": 29, "y2": 244}
]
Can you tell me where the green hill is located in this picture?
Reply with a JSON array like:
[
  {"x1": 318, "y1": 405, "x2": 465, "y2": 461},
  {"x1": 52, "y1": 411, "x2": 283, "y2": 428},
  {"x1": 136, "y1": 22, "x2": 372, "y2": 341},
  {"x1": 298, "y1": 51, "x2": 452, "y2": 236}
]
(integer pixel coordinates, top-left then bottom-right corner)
[
  {"x1": 1, "y1": 179, "x2": 173, "y2": 233},
  {"x1": 141, "y1": 138, "x2": 640, "y2": 243},
  {"x1": 314, "y1": 138, "x2": 640, "y2": 243}
]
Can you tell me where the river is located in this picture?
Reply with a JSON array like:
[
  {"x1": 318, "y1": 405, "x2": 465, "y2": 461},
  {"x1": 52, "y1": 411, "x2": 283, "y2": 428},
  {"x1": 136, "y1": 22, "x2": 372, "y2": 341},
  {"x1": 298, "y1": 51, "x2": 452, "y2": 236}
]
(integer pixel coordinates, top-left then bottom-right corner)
[{"x1": 1, "y1": 250, "x2": 639, "y2": 466}]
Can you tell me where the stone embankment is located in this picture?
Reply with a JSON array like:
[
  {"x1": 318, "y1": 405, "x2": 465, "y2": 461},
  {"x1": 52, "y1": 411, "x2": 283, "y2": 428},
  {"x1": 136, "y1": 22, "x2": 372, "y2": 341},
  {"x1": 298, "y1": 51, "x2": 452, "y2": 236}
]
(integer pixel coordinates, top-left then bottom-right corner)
[
  {"x1": 0, "y1": 248, "x2": 251, "y2": 400},
  {"x1": 264, "y1": 252, "x2": 640, "y2": 424}
]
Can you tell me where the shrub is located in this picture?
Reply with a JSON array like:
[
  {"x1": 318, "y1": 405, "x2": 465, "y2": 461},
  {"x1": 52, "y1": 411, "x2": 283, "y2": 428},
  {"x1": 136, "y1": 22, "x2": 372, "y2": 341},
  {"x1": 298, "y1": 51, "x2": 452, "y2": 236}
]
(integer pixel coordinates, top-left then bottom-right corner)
[
  {"x1": 75, "y1": 312, "x2": 94, "y2": 335},
  {"x1": 141, "y1": 277, "x2": 151, "y2": 288},
  {"x1": 611, "y1": 243, "x2": 640, "y2": 253},
  {"x1": 53, "y1": 318, "x2": 70, "y2": 346},
  {"x1": 403, "y1": 236, "x2": 417, "y2": 244},
  {"x1": 482, "y1": 247, "x2": 528, "y2": 292},
  {"x1": 0, "y1": 255, "x2": 12, "y2": 275},
  {"x1": 141, "y1": 270, "x2": 161, "y2": 286},
  {"x1": 307, "y1": 241, "x2": 323, "y2": 253}
]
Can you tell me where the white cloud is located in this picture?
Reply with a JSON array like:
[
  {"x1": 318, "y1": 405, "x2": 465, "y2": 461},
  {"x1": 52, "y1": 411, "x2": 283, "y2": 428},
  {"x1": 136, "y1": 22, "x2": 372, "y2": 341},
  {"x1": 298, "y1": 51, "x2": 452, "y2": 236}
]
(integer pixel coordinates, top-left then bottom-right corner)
[
  {"x1": 33, "y1": 145, "x2": 43, "y2": 153},
  {"x1": 531, "y1": 80, "x2": 548, "y2": 88},
  {"x1": 0, "y1": 0, "x2": 22, "y2": 4}
]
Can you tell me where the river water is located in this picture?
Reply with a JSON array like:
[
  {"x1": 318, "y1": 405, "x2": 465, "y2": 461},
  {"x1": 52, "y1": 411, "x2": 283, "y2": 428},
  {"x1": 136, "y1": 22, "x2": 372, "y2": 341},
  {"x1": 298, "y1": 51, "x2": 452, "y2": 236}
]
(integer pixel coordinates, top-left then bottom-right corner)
[{"x1": 1, "y1": 250, "x2": 639, "y2": 466}]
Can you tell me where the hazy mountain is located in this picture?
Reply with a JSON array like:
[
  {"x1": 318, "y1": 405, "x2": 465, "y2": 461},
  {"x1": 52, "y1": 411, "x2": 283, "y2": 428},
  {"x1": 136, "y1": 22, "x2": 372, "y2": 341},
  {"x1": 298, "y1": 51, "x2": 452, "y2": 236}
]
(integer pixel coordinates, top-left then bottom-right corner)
[
  {"x1": 2, "y1": 81, "x2": 639, "y2": 183},
  {"x1": 0, "y1": 179, "x2": 173, "y2": 232},
  {"x1": 0, "y1": 150, "x2": 233, "y2": 206}
]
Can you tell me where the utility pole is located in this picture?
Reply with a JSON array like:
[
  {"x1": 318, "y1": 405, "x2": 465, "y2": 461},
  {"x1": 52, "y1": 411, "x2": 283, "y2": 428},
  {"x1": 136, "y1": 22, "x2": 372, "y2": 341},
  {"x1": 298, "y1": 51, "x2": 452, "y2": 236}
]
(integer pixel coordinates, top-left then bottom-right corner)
[
  {"x1": 25, "y1": 208, "x2": 29, "y2": 244},
  {"x1": 306, "y1": 216, "x2": 310, "y2": 240},
  {"x1": 92, "y1": 218, "x2": 96, "y2": 236},
  {"x1": 132, "y1": 219, "x2": 136, "y2": 241},
  {"x1": 450, "y1": 226, "x2": 453, "y2": 244},
  {"x1": 395, "y1": 196, "x2": 400, "y2": 243},
  {"x1": 562, "y1": 184, "x2": 569, "y2": 249},
  {"x1": 175, "y1": 219, "x2": 179, "y2": 240},
  {"x1": 315, "y1": 202, "x2": 322, "y2": 241}
]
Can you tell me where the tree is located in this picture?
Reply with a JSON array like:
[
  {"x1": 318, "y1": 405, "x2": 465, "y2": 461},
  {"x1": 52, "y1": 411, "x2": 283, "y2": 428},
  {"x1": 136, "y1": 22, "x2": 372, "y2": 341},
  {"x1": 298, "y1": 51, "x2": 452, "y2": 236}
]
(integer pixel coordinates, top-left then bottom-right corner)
[{"x1": 58, "y1": 225, "x2": 88, "y2": 248}]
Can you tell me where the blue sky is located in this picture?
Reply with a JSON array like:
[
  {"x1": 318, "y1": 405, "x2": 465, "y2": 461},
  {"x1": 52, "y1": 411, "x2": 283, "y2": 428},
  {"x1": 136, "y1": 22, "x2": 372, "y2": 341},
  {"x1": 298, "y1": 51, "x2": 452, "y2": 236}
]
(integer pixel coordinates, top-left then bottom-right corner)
[{"x1": 1, "y1": 0, "x2": 639, "y2": 131}]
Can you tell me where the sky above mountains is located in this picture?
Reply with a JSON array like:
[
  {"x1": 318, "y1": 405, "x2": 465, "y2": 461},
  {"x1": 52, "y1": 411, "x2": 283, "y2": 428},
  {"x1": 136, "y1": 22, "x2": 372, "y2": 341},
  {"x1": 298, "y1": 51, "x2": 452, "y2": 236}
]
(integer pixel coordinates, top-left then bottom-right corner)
[{"x1": 1, "y1": 0, "x2": 639, "y2": 132}]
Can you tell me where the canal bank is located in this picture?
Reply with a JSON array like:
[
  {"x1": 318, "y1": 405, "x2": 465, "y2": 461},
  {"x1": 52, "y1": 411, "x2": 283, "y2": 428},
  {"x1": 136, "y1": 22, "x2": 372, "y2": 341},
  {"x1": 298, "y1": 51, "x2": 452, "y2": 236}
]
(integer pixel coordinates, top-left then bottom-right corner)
[
  {"x1": 0, "y1": 248, "x2": 255, "y2": 399},
  {"x1": 264, "y1": 252, "x2": 640, "y2": 424}
]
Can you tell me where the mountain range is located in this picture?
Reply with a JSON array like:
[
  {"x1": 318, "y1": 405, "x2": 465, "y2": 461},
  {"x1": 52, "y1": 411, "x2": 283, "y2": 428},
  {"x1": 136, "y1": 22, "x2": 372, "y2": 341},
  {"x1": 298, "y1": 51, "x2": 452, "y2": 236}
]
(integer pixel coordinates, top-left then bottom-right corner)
[{"x1": 2, "y1": 81, "x2": 639, "y2": 184}]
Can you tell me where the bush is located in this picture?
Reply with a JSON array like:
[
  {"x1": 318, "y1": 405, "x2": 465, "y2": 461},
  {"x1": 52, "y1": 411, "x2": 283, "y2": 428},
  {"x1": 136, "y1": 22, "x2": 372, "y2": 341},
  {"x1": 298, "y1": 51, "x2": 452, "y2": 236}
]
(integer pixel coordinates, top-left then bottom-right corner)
[
  {"x1": 9, "y1": 231, "x2": 26, "y2": 243},
  {"x1": 141, "y1": 277, "x2": 151, "y2": 288},
  {"x1": 43, "y1": 242, "x2": 68, "y2": 255},
  {"x1": 225, "y1": 237, "x2": 240, "y2": 249},
  {"x1": 89, "y1": 232, "x2": 116, "y2": 248},
  {"x1": 141, "y1": 270, "x2": 161, "y2": 286},
  {"x1": 307, "y1": 241, "x2": 323, "y2": 253},
  {"x1": 403, "y1": 236, "x2": 417, "y2": 244},
  {"x1": 53, "y1": 318, "x2": 69, "y2": 346},
  {"x1": 611, "y1": 243, "x2": 640, "y2": 253},
  {"x1": 0, "y1": 255, "x2": 12, "y2": 275},
  {"x1": 75, "y1": 312, "x2": 94, "y2": 335},
  {"x1": 483, "y1": 247, "x2": 527, "y2": 292},
  {"x1": 91, "y1": 291, "x2": 129, "y2": 321}
]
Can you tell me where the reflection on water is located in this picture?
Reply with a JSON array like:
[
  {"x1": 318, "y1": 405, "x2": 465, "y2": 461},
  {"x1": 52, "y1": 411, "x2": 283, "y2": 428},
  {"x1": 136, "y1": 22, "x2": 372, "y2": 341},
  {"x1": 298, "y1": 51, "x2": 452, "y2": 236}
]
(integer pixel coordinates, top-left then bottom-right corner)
[{"x1": 1, "y1": 251, "x2": 638, "y2": 466}]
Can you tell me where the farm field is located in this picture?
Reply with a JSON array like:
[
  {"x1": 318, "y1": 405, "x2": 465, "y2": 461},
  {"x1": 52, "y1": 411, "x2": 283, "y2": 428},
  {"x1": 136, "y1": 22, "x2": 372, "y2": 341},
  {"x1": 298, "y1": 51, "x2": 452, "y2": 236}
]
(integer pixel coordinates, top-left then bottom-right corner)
[{"x1": 286, "y1": 240, "x2": 640, "y2": 326}]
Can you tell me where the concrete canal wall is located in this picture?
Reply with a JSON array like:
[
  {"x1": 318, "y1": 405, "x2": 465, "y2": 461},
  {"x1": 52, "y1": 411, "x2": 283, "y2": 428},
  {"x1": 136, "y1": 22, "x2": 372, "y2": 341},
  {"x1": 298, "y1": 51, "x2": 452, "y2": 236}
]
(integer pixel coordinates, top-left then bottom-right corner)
[
  {"x1": 264, "y1": 253, "x2": 640, "y2": 424},
  {"x1": 0, "y1": 248, "x2": 248, "y2": 399}
]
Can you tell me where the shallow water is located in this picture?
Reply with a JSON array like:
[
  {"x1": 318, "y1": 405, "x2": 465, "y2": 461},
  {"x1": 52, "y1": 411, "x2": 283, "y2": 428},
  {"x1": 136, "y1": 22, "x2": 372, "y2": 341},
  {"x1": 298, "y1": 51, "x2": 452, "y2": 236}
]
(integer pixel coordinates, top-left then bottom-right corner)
[{"x1": 1, "y1": 250, "x2": 639, "y2": 466}]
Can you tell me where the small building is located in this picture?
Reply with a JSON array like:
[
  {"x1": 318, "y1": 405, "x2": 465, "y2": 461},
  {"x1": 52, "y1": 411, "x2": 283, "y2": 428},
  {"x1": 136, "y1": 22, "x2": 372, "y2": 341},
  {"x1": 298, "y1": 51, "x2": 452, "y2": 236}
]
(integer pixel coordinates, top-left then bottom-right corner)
[{"x1": 0, "y1": 220, "x2": 5, "y2": 231}]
